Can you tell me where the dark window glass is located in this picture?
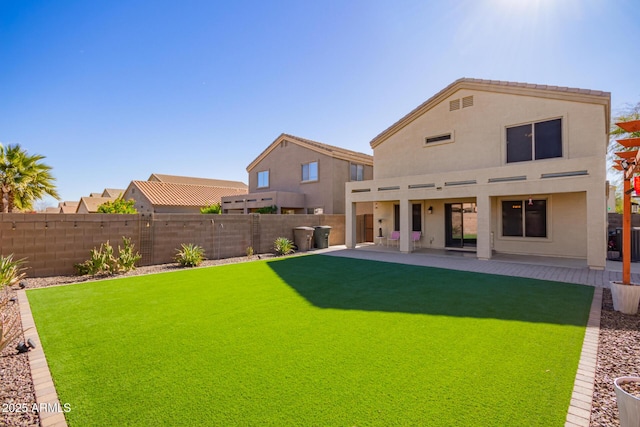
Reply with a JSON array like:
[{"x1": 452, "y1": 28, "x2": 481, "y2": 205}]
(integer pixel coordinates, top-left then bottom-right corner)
[
  {"x1": 534, "y1": 119, "x2": 562, "y2": 160},
  {"x1": 350, "y1": 164, "x2": 364, "y2": 181},
  {"x1": 506, "y1": 124, "x2": 532, "y2": 163},
  {"x1": 425, "y1": 134, "x2": 451, "y2": 144},
  {"x1": 525, "y1": 200, "x2": 547, "y2": 237},
  {"x1": 502, "y1": 201, "x2": 523, "y2": 236},
  {"x1": 412, "y1": 204, "x2": 421, "y2": 232},
  {"x1": 394, "y1": 204, "x2": 400, "y2": 232}
]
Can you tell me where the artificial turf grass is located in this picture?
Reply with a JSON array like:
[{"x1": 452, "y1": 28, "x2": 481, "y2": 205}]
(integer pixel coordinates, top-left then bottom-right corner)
[{"x1": 26, "y1": 255, "x2": 594, "y2": 426}]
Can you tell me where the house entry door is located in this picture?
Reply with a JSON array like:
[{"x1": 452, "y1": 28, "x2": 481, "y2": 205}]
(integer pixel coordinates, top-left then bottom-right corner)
[{"x1": 445, "y1": 203, "x2": 477, "y2": 249}]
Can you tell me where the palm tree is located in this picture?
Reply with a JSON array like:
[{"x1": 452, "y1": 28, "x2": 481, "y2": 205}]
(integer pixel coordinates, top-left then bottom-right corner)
[{"x1": 0, "y1": 143, "x2": 60, "y2": 213}]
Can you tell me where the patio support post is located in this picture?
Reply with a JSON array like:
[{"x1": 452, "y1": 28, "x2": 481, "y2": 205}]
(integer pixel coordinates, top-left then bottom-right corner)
[
  {"x1": 399, "y1": 199, "x2": 411, "y2": 253},
  {"x1": 345, "y1": 201, "x2": 357, "y2": 249},
  {"x1": 623, "y1": 176, "x2": 631, "y2": 283},
  {"x1": 586, "y1": 187, "x2": 606, "y2": 269},
  {"x1": 476, "y1": 195, "x2": 492, "y2": 261}
]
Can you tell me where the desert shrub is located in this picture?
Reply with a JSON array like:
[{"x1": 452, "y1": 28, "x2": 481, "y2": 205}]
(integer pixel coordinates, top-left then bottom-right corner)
[
  {"x1": 256, "y1": 205, "x2": 277, "y2": 214},
  {"x1": 246, "y1": 246, "x2": 254, "y2": 258},
  {"x1": 117, "y1": 237, "x2": 142, "y2": 271},
  {"x1": 75, "y1": 237, "x2": 141, "y2": 276},
  {"x1": 0, "y1": 254, "x2": 27, "y2": 289},
  {"x1": 175, "y1": 243, "x2": 205, "y2": 267},
  {"x1": 274, "y1": 237, "x2": 294, "y2": 256},
  {"x1": 0, "y1": 296, "x2": 22, "y2": 352},
  {"x1": 201, "y1": 203, "x2": 222, "y2": 214},
  {"x1": 0, "y1": 254, "x2": 27, "y2": 352}
]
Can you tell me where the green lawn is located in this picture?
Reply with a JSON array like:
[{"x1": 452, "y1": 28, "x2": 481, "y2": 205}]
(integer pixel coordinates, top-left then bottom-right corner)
[{"x1": 27, "y1": 255, "x2": 593, "y2": 426}]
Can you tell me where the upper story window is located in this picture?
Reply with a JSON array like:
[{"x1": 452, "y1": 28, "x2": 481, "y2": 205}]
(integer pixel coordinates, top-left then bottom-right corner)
[
  {"x1": 506, "y1": 118, "x2": 562, "y2": 163},
  {"x1": 257, "y1": 170, "x2": 269, "y2": 188},
  {"x1": 301, "y1": 161, "x2": 318, "y2": 182},
  {"x1": 350, "y1": 164, "x2": 364, "y2": 181}
]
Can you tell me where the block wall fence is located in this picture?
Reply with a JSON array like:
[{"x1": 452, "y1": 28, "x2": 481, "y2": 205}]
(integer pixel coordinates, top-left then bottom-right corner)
[{"x1": 0, "y1": 213, "x2": 345, "y2": 277}]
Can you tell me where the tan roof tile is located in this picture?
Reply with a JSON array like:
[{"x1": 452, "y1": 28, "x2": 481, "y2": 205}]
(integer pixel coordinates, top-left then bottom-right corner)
[
  {"x1": 131, "y1": 181, "x2": 248, "y2": 207},
  {"x1": 148, "y1": 174, "x2": 247, "y2": 189}
]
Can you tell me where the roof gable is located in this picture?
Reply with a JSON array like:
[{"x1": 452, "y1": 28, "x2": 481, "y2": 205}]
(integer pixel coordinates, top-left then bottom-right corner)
[
  {"x1": 370, "y1": 77, "x2": 611, "y2": 149},
  {"x1": 247, "y1": 133, "x2": 373, "y2": 172},
  {"x1": 77, "y1": 196, "x2": 115, "y2": 213}
]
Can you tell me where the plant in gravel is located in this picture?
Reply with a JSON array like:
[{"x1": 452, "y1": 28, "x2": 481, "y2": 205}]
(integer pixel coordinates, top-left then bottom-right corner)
[
  {"x1": 75, "y1": 237, "x2": 141, "y2": 276},
  {"x1": 0, "y1": 254, "x2": 27, "y2": 352},
  {"x1": 273, "y1": 237, "x2": 294, "y2": 256},
  {"x1": 0, "y1": 254, "x2": 27, "y2": 288},
  {"x1": 175, "y1": 243, "x2": 205, "y2": 267},
  {"x1": 117, "y1": 237, "x2": 142, "y2": 271},
  {"x1": 0, "y1": 295, "x2": 22, "y2": 352},
  {"x1": 246, "y1": 246, "x2": 254, "y2": 258}
]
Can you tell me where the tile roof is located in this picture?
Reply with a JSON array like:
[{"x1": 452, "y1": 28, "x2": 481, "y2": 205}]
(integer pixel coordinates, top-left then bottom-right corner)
[
  {"x1": 370, "y1": 77, "x2": 611, "y2": 148},
  {"x1": 58, "y1": 201, "x2": 79, "y2": 214},
  {"x1": 130, "y1": 181, "x2": 248, "y2": 207},
  {"x1": 148, "y1": 174, "x2": 248, "y2": 189},
  {"x1": 102, "y1": 188, "x2": 125, "y2": 197},
  {"x1": 78, "y1": 197, "x2": 115, "y2": 213},
  {"x1": 247, "y1": 133, "x2": 373, "y2": 171}
]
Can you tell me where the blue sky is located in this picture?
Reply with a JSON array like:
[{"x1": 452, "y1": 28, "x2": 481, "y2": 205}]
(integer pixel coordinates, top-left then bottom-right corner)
[{"x1": 1, "y1": 0, "x2": 639, "y2": 207}]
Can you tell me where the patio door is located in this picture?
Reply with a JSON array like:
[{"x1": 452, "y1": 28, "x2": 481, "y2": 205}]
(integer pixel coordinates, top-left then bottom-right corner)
[{"x1": 445, "y1": 203, "x2": 477, "y2": 249}]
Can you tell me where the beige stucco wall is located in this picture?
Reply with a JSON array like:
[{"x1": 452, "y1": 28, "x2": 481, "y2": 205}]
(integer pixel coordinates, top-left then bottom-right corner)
[
  {"x1": 248, "y1": 141, "x2": 372, "y2": 214},
  {"x1": 373, "y1": 89, "x2": 607, "y2": 180},
  {"x1": 347, "y1": 85, "x2": 609, "y2": 268}
]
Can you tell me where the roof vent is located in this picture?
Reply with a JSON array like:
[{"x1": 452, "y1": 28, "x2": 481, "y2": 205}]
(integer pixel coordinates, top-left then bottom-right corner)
[
  {"x1": 462, "y1": 96, "x2": 474, "y2": 108},
  {"x1": 449, "y1": 99, "x2": 460, "y2": 111}
]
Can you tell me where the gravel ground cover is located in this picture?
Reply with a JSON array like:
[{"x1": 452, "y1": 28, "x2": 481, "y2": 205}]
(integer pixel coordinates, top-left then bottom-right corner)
[
  {"x1": 1, "y1": 255, "x2": 639, "y2": 426},
  {"x1": 590, "y1": 288, "x2": 640, "y2": 427}
]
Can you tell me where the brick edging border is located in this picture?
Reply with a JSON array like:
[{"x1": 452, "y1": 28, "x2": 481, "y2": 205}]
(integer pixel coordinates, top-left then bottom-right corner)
[
  {"x1": 17, "y1": 290, "x2": 68, "y2": 427},
  {"x1": 565, "y1": 286, "x2": 602, "y2": 426}
]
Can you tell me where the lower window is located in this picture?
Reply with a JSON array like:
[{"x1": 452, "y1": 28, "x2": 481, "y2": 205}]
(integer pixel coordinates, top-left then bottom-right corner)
[{"x1": 502, "y1": 200, "x2": 547, "y2": 238}]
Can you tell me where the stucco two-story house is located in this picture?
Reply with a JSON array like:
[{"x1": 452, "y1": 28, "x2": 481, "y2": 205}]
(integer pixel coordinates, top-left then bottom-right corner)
[
  {"x1": 345, "y1": 78, "x2": 610, "y2": 269},
  {"x1": 222, "y1": 133, "x2": 373, "y2": 216}
]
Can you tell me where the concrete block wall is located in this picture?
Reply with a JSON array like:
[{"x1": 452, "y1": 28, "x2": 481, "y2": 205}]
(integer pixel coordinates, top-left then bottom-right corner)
[
  {"x1": 0, "y1": 213, "x2": 140, "y2": 277},
  {"x1": 0, "y1": 213, "x2": 345, "y2": 277}
]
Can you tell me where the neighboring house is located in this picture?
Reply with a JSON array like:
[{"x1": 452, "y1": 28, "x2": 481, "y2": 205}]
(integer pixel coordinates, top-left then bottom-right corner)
[
  {"x1": 76, "y1": 196, "x2": 116, "y2": 213},
  {"x1": 221, "y1": 133, "x2": 373, "y2": 216},
  {"x1": 58, "y1": 201, "x2": 79, "y2": 213},
  {"x1": 123, "y1": 178, "x2": 248, "y2": 214},
  {"x1": 102, "y1": 188, "x2": 125, "y2": 198},
  {"x1": 148, "y1": 173, "x2": 248, "y2": 190},
  {"x1": 345, "y1": 78, "x2": 610, "y2": 269}
]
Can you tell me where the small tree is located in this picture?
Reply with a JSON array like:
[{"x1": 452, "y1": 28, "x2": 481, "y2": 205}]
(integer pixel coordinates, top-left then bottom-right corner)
[
  {"x1": 200, "y1": 203, "x2": 221, "y2": 214},
  {"x1": 97, "y1": 195, "x2": 137, "y2": 214}
]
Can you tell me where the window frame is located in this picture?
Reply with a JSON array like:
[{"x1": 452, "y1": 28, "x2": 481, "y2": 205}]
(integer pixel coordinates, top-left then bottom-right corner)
[
  {"x1": 505, "y1": 118, "x2": 563, "y2": 164},
  {"x1": 424, "y1": 130, "x2": 455, "y2": 148},
  {"x1": 350, "y1": 163, "x2": 364, "y2": 181},
  {"x1": 301, "y1": 161, "x2": 319, "y2": 183},
  {"x1": 257, "y1": 170, "x2": 269, "y2": 189},
  {"x1": 500, "y1": 198, "x2": 549, "y2": 239}
]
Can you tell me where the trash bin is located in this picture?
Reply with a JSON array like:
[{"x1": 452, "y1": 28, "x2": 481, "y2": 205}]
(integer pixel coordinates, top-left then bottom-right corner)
[
  {"x1": 313, "y1": 225, "x2": 332, "y2": 249},
  {"x1": 293, "y1": 227, "x2": 315, "y2": 252}
]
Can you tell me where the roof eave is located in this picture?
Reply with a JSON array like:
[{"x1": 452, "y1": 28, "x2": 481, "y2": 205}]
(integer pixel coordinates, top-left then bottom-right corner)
[{"x1": 370, "y1": 78, "x2": 612, "y2": 149}]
